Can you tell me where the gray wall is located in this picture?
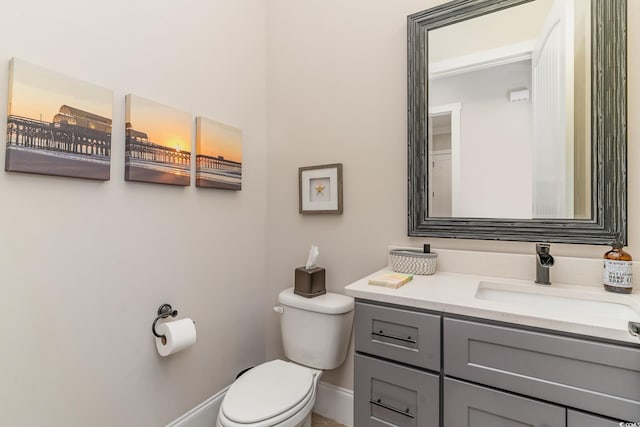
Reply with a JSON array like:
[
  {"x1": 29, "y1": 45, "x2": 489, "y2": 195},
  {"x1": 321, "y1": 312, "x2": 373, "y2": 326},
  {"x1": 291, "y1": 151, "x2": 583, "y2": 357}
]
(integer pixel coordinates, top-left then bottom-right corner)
[{"x1": 0, "y1": 0, "x2": 268, "y2": 425}]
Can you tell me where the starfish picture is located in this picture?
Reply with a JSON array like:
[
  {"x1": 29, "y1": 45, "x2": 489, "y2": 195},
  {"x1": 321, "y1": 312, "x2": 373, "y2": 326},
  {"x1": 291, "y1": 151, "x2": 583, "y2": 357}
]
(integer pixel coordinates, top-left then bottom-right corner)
[{"x1": 299, "y1": 164, "x2": 342, "y2": 214}]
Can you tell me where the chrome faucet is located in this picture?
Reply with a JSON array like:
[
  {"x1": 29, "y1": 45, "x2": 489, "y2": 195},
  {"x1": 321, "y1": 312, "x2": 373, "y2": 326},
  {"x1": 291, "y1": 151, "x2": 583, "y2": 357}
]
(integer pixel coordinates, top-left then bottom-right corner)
[{"x1": 535, "y1": 243, "x2": 554, "y2": 285}]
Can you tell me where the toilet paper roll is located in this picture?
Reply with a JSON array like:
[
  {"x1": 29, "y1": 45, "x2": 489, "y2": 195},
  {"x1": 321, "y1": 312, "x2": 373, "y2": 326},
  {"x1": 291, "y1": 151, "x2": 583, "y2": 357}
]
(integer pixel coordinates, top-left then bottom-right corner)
[{"x1": 155, "y1": 318, "x2": 196, "y2": 357}]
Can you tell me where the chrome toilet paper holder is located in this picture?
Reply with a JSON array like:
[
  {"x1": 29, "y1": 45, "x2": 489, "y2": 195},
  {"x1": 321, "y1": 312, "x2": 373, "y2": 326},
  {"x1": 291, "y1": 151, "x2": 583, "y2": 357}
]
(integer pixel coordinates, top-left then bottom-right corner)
[{"x1": 152, "y1": 304, "x2": 178, "y2": 339}]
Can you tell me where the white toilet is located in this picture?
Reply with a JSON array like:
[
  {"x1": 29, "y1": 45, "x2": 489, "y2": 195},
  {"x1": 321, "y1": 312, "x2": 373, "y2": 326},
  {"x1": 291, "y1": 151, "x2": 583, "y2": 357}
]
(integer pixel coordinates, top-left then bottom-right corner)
[{"x1": 216, "y1": 288, "x2": 354, "y2": 427}]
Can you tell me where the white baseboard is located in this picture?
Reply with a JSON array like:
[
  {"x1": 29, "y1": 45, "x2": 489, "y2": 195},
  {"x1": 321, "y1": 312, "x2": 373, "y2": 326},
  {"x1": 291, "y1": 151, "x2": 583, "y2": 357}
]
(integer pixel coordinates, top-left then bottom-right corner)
[
  {"x1": 167, "y1": 381, "x2": 354, "y2": 427},
  {"x1": 166, "y1": 386, "x2": 229, "y2": 427},
  {"x1": 313, "y1": 381, "x2": 354, "y2": 427}
]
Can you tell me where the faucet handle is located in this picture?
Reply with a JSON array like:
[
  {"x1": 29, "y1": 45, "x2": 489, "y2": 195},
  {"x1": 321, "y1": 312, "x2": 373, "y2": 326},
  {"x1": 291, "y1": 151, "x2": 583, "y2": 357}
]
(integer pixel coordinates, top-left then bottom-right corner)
[{"x1": 536, "y1": 243, "x2": 551, "y2": 254}]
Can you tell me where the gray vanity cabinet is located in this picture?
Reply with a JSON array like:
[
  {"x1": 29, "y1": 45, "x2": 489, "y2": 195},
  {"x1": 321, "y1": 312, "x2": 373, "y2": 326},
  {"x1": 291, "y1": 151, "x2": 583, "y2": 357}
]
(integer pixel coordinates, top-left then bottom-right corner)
[
  {"x1": 353, "y1": 299, "x2": 640, "y2": 427},
  {"x1": 444, "y1": 378, "x2": 565, "y2": 427}
]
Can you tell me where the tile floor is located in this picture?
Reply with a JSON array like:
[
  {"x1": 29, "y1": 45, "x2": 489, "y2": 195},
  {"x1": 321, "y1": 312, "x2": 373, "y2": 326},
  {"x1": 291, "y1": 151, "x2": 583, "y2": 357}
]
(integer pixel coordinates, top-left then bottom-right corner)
[{"x1": 311, "y1": 412, "x2": 347, "y2": 427}]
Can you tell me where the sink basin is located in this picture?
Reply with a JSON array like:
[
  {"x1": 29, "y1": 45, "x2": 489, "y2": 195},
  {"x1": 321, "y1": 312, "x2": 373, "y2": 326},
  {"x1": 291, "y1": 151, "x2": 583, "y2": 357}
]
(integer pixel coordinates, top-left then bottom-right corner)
[{"x1": 475, "y1": 281, "x2": 640, "y2": 321}]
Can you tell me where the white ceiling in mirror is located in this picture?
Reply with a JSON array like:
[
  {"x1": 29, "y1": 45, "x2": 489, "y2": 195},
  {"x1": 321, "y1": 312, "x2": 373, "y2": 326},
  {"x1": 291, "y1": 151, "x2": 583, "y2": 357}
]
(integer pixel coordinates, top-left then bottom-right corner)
[{"x1": 429, "y1": 0, "x2": 554, "y2": 63}]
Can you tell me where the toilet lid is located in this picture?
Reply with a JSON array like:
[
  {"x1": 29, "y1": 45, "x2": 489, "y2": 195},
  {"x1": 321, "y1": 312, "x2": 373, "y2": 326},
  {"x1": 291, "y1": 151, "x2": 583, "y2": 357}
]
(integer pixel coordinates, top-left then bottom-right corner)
[{"x1": 222, "y1": 360, "x2": 315, "y2": 424}]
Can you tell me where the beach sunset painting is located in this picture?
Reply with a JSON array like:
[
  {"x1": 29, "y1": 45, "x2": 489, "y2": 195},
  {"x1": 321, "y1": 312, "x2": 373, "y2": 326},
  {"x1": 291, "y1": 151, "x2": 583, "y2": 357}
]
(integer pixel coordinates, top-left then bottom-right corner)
[
  {"x1": 196, "y1": 117, "x2": 242, "y2": 190},
  {"x1": 5, "y1": 58, "x2": 113, "y2": 180},
  {"x1": 125, "y1": 95, "x2": 191, "y2": 186}
]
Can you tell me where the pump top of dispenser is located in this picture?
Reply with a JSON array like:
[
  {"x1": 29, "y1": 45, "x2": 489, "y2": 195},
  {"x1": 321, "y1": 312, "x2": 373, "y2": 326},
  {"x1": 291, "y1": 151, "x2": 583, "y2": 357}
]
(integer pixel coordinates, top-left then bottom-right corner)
[{"x1": 611, "y1": 239, "x2": 624, "y2": 249}]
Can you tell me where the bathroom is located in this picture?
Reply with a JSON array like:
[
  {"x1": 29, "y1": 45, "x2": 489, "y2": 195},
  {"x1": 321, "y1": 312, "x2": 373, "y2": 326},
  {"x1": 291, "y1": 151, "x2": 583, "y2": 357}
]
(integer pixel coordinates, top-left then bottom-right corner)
[{"x1": 0, "y1": 0, "x2": 637, "y2": 426}]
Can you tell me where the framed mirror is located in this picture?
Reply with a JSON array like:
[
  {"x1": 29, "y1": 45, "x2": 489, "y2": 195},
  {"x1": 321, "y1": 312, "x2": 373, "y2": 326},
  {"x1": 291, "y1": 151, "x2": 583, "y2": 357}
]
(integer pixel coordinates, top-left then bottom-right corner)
[{"x1": 408, "y1": 0, "x2": 627, "y2": 244}]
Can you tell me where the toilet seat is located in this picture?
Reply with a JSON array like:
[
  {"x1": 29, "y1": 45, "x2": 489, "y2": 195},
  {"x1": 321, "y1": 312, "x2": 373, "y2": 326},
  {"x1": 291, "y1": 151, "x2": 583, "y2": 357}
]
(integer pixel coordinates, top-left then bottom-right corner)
[{"x1": 218, "y1": 360, "x2": 319, "y2": 427}]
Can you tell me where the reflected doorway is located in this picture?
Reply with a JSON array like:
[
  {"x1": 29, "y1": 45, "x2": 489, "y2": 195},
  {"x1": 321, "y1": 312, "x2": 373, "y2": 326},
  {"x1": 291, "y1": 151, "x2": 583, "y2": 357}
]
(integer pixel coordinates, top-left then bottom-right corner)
[{"x1": 428, "y1": 103, "x2": 461, "y2": 217}]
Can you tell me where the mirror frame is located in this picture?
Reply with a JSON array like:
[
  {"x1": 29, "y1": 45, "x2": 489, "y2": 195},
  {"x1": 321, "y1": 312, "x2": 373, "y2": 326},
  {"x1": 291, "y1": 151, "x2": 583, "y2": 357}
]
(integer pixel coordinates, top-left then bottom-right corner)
[{"x1": 408, "y1": 0, "x2": 627, "y2": 244}]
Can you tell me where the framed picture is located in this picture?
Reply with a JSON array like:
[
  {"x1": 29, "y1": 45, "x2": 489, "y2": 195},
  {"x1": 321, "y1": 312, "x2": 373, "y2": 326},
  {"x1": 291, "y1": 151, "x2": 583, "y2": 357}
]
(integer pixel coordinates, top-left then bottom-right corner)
[
  {"x1": 196, "y1": 117, "x2": 242, "y2": 190},
  {"x1": 299, "y1": 163, "x2": 343, "y2": 214},
  {"x1": 125, "y1": 94, "x2": 191, "y2": 186},
  {"x1": 5, "y1": 58, "x2": 113, "y2": 180}
]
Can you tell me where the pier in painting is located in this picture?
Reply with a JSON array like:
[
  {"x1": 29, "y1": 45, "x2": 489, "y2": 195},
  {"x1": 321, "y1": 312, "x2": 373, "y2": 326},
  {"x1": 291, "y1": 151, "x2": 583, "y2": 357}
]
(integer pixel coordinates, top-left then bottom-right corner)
[
  {"x1": 196, "y1": 154, "x2": 241, "y2": 190},
  {"x1": 125, "y1": 125, "x2": 191, "y2": 186},
  {"x1": 6, "y1": 106, "x2": 111, "y2": 180}
]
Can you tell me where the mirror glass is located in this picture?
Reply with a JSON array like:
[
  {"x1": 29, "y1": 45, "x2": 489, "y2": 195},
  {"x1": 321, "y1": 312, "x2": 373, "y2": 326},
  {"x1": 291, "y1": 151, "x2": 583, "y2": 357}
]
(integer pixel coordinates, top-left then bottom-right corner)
[{"x1": 427, "y1": 0, "x2": 591, "y2": 219}]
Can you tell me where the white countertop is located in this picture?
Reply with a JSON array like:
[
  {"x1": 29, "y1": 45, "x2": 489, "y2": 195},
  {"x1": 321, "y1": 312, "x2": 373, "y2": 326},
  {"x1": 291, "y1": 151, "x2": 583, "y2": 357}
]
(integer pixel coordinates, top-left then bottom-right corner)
[{"x1": 345, "y1": 268, "x2": 640, "y2": 344}]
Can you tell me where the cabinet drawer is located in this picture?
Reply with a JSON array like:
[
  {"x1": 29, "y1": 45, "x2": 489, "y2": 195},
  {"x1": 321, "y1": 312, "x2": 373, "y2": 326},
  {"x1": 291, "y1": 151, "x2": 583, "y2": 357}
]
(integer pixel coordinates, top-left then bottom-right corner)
[
  {"x1": 354, "y1": 353, "x2": 439, "y2": 427},
  {"x1": 567, "y1": 410, "x2": 627, "y2": 427},
  {"x1": 444, "y1": 378, "x2": 565, "y2": 427},
  {"x1": 444, "y1": 318, "x2": 640, "y2": 421},
  {"x1": 354, "y1": 301, "x2": 440, "y2": 370}
]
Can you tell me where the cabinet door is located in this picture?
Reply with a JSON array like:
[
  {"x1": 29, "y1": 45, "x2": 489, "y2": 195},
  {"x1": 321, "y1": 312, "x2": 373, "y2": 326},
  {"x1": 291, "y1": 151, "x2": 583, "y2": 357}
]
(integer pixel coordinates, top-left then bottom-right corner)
[
  {"x1": 444, "y1": 317, "x2": 640, "y2": 421},
  {"x1": 444, "y1": 378, "x2": 566, "y2": 427},
  {"x1": 567, "y1": 410, "x2": 627, "y2": 427},
  {"x1": 354, "y1": 353, "x2": 439, "y2": 427}
]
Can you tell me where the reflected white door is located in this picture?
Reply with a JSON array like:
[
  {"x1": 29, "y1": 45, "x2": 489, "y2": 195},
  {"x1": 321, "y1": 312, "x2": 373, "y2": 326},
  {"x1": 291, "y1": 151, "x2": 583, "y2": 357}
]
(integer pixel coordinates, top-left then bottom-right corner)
[
  {"x1": 428, "y1": 103, "x2": 461, "y2": 217},
  {"x1": 431, "y1": 153, "x2": 452, "y2": 217},
  {"x1": 532, "y1": 0, "x2": 575, "y2": 218}
]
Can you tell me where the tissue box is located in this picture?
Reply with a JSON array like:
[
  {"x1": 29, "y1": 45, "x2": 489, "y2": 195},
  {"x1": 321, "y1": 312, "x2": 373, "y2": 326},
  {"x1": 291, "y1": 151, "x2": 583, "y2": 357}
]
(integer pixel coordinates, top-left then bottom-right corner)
[{"x1": 294, "y1": 267, "x2": 326, "y2": 298}]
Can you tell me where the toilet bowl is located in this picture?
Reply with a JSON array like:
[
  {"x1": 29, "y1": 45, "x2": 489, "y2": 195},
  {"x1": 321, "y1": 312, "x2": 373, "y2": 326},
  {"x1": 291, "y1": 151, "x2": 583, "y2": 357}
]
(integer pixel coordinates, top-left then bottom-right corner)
[
  {"x1": 216, "y1": 288, "x2": 354, "y2": 427},
  {"x1": 216, "y1": 360, "x2": 321, "y2": 427}
]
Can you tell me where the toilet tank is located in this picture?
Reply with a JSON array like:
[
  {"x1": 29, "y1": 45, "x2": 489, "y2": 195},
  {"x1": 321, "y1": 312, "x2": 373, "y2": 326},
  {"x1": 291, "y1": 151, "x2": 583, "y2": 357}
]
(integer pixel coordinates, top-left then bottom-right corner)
[{"x1": 277, "y1": 288, "x2": 354, "y2": 370}]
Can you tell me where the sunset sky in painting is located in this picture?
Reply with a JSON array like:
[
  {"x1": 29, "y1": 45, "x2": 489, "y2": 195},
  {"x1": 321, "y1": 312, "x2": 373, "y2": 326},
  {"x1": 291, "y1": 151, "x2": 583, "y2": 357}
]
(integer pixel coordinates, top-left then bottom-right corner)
[
  {"x1": 196, "y1": 117, "x2": 242, "y2": 163},
  {"x1": 126, "y1": 95, "x2": 191, "y2": 152},
  {"x1": 8, "y1": 58, "x2": 112, "y2": 122}
]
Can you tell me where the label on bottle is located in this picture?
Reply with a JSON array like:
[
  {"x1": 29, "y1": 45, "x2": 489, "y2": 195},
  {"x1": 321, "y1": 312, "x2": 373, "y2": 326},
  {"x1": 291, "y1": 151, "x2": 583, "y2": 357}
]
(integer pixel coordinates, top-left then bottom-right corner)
[{"x1": 604, "y1": 260, "x2": 633, "y2": 288}]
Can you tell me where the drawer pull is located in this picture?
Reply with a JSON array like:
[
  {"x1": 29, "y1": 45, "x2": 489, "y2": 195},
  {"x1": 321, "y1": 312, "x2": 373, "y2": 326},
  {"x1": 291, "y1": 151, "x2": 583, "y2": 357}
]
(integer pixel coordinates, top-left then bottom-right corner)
[
  {"x1": 369, "y1": 398, "x2": 415, "y2": 418},
  {"x1": 372, "y1": 330, "x2": 417, "y2": 344}
]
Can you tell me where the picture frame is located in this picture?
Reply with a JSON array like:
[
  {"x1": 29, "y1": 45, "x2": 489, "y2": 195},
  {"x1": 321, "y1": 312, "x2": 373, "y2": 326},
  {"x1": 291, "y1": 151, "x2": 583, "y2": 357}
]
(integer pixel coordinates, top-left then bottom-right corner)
[
  {"x1": 196, "y1": 116, "x2": 242, "y2": 190},
  {"x1": 5, "y1": 58, "x2": 113, "y2": 181},
  {"x1": 124, "y1": 94, "x2": 191, "y2": 186},
  {"x1": 299, "y1": 163, "x2": 343, "y2": 214}
]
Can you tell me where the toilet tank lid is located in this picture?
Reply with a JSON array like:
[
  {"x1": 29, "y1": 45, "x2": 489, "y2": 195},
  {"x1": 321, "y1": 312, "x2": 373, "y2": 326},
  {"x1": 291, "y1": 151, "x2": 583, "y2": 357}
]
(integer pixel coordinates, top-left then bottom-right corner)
[{"x1": 278, "y1": 288, "x2": 354, "y2": 314}]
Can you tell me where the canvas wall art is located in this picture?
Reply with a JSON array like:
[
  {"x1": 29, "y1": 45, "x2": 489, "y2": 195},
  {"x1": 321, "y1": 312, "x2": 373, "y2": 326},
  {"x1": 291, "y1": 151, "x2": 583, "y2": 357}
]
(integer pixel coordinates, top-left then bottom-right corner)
[
  {"x1": 125, "y1": 95, "x2": 191, "y2": 186},
  {"x1": 5, "y1": 58, "x2": 113, "y2": 180},
  {"x1": 196, "y1": 117, "x2": 242, "y2": 190}
]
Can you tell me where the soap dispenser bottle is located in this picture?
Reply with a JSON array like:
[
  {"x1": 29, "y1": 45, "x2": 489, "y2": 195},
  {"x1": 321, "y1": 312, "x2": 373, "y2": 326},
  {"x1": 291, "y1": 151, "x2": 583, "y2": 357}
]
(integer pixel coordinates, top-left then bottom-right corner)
[{"x1": 603, "y1": 239, "x2": 633, "y2": 294}]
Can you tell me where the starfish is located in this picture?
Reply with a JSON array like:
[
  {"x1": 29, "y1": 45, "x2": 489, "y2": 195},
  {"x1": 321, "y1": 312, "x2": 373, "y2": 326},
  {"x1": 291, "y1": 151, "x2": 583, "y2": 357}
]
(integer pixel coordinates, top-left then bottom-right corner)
[{"x1": 315, "y1": 184, "x2": 326, "y2": 195}]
